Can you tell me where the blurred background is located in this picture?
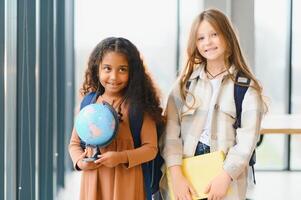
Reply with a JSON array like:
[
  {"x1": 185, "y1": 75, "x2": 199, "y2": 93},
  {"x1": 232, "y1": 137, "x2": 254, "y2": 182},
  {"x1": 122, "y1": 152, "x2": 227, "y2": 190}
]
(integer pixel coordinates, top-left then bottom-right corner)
[{"x1": 1, "y1": 0, "x2": 301, "y2": 199}]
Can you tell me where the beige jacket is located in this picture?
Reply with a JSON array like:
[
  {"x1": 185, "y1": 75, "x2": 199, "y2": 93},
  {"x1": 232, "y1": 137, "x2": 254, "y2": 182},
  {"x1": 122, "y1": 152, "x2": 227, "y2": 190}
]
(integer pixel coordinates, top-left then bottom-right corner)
[{"x1": 160, "y1": 65, "x2": 264, "y2": 200}]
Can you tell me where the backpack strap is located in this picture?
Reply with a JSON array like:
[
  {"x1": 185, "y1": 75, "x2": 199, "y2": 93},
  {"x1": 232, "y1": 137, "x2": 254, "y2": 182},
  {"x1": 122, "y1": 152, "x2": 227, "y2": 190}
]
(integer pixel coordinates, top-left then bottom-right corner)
[
  {"x1": 233, "y1": 71, "x2": 251, "y2": 129},
  {"x1": 233, "y1": 72, "x2": 257, "y2": 184},
  {"x1": 185, "y1": 76, "x2": 199, "y2": 91},
  {"x1": 80, "y1": 92, "x2": 98, "y2": 110},
  {"x1": 129, "y1": 109, "x2": 152, "y2": 200},
  {"x1": 129, "y1": 109, "x2": 144, "y2": 148},
  {"x1": 186, "y1": 80, "x2": 192, "y2": 90}
]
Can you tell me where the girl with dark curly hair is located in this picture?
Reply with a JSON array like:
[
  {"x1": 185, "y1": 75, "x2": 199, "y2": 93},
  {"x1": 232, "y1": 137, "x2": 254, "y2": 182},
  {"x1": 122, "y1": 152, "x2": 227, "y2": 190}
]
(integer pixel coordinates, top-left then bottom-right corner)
[{"x1": 69, "y1": 37, "x2": 165, "y2": 200}]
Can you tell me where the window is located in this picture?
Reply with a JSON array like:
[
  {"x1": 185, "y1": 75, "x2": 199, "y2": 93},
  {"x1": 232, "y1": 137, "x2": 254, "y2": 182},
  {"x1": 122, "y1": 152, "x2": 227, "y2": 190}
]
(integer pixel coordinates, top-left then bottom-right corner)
[
  {"x1": 74, "y1": 0, "x2": 178, "y2": 106},
  {"x1": 254, "y1": 0, "x2": 290, "y2": 170},
  {"x1": 291, "y1": 0, "x2": 301, "y2": 170}
]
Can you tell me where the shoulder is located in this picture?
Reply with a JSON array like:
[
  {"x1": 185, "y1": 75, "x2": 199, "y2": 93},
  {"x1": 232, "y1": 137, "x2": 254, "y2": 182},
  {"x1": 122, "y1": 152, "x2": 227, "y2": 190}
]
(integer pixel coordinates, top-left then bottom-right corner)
[
  {"x1": 169, "y1": 78, "x2": 181, "y2": 96},
  {"x1": 242, "y1": 83, "x2": 264, "y2": 112},
  {"x1": 188, "y1": 64, "x2": 203, "y2": 81},
  {"x1": 166, "y1": 78, "x2": 184, "y2": 109},
  {"x1": 245, "y1": 83, "x2": 261, "y2": 100},
  {"x1": 75, "y1": 92, "x2": 85, "y2": 114}
]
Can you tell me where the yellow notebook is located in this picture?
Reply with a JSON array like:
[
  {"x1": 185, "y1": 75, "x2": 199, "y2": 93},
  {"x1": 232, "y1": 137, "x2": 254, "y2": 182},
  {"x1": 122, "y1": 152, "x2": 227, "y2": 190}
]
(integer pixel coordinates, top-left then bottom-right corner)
[{"x1": 167, "y1": 151, "x2": 226, "y2": 200}]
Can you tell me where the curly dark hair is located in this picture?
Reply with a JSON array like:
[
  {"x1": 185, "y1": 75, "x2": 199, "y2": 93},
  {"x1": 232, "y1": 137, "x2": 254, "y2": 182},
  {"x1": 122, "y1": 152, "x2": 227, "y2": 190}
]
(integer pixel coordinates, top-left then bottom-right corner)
[{"x1": 81, "y1": 37, "x2": 165, "y2": 126}]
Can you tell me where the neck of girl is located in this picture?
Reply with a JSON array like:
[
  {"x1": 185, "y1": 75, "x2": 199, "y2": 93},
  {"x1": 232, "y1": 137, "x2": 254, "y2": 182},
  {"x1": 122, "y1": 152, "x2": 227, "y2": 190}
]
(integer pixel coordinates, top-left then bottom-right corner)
[
  {"x1": 206, "y1": 60, "x2": 227, "y2": 75},
  {"x1": 101, "y1": 93, "x2": 125, "y2": 107}
]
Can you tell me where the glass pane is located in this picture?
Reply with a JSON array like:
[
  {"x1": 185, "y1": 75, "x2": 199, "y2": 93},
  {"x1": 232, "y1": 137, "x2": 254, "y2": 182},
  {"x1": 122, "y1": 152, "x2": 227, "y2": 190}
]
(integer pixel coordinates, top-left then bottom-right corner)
[
  {"x1": 290, "y1": 0, "x2": 301, "y2": 170},
  {"x1": 291, "y1": 135, "x2": 301, "y2": 170},
  {"x1": 256, "y1": 135, "x2": 286, "y2": 170},
  {"x1": 254, "y1": 0, "x2": 289, "y2": 169},
  {"x1": 292, "y1": 0, "x2": 301, "y2": 114}
]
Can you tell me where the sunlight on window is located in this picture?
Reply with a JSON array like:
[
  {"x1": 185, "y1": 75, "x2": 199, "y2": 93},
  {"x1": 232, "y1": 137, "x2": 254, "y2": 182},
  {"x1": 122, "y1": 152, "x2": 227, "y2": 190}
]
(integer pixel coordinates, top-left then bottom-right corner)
[
  {"x1": 75, "y1": 0, "x2": 178, "y2": 106},
  {"x1": 254, "y1": 0, "x2": 289, "y2": 170}
]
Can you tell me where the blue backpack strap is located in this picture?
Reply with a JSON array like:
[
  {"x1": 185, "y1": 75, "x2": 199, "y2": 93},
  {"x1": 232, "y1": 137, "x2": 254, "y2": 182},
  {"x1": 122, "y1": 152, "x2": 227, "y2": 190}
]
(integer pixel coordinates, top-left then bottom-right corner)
[
  {"x1": 129, "y1": 109, "x2": 152, "y2": 200},
  {"x1": 80, "y1": 92, "x2": 98, "y2": 110},
  {"x1": 233, "y1": 71, "x2": 250, "y2": 129},
  {"x1": 129, "y1": 108, "x2": 144, "y2": 148},
  {"x1": 233, "y1": 72, "x2": 257, "y2": 184}
]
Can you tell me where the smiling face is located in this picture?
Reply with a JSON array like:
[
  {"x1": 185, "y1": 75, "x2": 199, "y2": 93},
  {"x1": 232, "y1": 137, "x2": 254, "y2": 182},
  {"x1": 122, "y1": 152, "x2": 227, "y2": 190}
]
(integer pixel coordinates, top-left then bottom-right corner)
[
  {"x1": 99, "y1": 51, "x2": 129, "y2": 97},
  {"x1": 196, "y1": 20, "x2": 226, "y2": 64}
]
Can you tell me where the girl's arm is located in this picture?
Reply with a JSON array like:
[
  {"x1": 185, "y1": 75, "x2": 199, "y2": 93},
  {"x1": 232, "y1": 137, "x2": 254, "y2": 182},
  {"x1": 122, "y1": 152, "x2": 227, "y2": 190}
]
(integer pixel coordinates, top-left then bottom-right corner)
[
  {"x1": 161, "y1": 84, "x2": 183, "y2": 168},
  {"x1": 223, "y1": 86, "x2": 263, "y2": 180},
  {"x1": 204, "y1": 86, "x2": 263, "y2": 200},
  {"x1": 68, "y1": 128, "x2": 85, "y2": 170},
  {"x1": 203, "y1": 169, "x2": 232, "y2": 200},
  {"x1": 162, "y1": 83, "x2": 197, "y2": 199},
  {"x1": 121, "y1": 113, "x2": 158, "y2": 168},
  {"x1": 169, "y1": 165, "x2": 196, "y2": 200},
  {"x1": 68, "y1": 93, "x2": 85, "y2": 170}
]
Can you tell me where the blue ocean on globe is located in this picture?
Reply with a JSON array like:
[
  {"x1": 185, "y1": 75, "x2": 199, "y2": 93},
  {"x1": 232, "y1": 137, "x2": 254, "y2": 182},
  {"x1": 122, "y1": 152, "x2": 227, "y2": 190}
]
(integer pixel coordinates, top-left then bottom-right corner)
[{"x1": 75, "y1": 103, "x2": 118, "y2": 147}]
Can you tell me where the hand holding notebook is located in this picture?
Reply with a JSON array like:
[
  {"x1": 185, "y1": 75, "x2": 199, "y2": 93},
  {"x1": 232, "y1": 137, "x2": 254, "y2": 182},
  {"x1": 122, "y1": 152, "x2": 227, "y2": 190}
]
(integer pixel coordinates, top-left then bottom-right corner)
[{"x1": 167, "y1": 151, "x2": 231, "y2": 200}]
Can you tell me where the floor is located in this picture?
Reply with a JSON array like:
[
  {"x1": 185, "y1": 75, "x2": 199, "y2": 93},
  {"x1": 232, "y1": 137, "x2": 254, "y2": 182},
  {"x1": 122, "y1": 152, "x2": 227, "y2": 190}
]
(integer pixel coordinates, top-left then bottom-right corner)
[
  {"x1": 250, "y1": 171, "x2": 301, "y2": 200},
  {"x1": 57, "y1": 171, "x2": 301, "y2": 200}
]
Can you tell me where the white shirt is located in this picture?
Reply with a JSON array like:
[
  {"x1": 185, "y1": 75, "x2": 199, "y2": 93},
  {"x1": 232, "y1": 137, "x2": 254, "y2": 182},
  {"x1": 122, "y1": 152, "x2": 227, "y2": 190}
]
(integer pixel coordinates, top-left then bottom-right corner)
[{"x1": 199, "y1": 78, "x2": 222, "y2": 146}]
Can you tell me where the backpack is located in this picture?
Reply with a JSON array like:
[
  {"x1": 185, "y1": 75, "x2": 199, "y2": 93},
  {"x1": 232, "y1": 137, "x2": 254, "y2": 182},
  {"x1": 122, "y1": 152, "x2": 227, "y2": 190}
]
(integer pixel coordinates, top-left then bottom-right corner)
[
  {"x1": 186, "y1": 71, "x2": 257, "y2": 184},
  {"x1": 233, "y1": 72, "x2": 257, "y2": 184},
  {"x1": 129, "y1": 108, "x2": 164, "y2": 200},
  {"x1": 79, "y1": 91, "x2": 163, "y2": 200}
]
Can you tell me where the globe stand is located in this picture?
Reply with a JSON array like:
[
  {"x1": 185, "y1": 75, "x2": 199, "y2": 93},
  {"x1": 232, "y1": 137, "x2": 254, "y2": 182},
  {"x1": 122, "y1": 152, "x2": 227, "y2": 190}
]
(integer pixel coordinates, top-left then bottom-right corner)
[{"x1": 82, "y1": 145, "x2": 100, "y2": 162}]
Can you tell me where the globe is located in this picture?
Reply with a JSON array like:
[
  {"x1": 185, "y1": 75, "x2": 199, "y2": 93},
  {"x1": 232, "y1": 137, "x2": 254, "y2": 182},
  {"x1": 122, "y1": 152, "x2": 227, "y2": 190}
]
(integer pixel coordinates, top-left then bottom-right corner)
[{"x1": 75, "y1": 103, "x2": 119, "y2": 147}]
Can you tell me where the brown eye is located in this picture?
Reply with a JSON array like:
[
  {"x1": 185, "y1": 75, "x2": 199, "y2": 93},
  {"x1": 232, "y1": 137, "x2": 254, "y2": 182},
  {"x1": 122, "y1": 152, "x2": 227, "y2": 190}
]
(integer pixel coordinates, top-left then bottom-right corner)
[
  {"x1": 102, "y1": 65, "x2": 111, "y2": 72},
  {"x1": 119, "y1": 66, "x2": 128, "y2": 73},
  {"x1": 197, "y1": 36, "x2": 205, "y2": 41}
]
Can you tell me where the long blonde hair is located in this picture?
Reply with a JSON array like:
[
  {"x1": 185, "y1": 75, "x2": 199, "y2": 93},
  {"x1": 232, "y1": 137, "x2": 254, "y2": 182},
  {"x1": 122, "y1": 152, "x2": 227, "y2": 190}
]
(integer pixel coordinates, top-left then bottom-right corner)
[{"x1": 180, "y1": 8, "x2": 265, "y2": 110}]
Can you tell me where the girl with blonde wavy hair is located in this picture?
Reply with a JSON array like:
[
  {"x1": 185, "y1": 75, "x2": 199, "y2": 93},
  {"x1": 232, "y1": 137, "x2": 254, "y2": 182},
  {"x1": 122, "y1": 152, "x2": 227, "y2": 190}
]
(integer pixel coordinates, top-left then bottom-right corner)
[{"x1": 161, "y1": 8, "x2": 266, "y2": 200}]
